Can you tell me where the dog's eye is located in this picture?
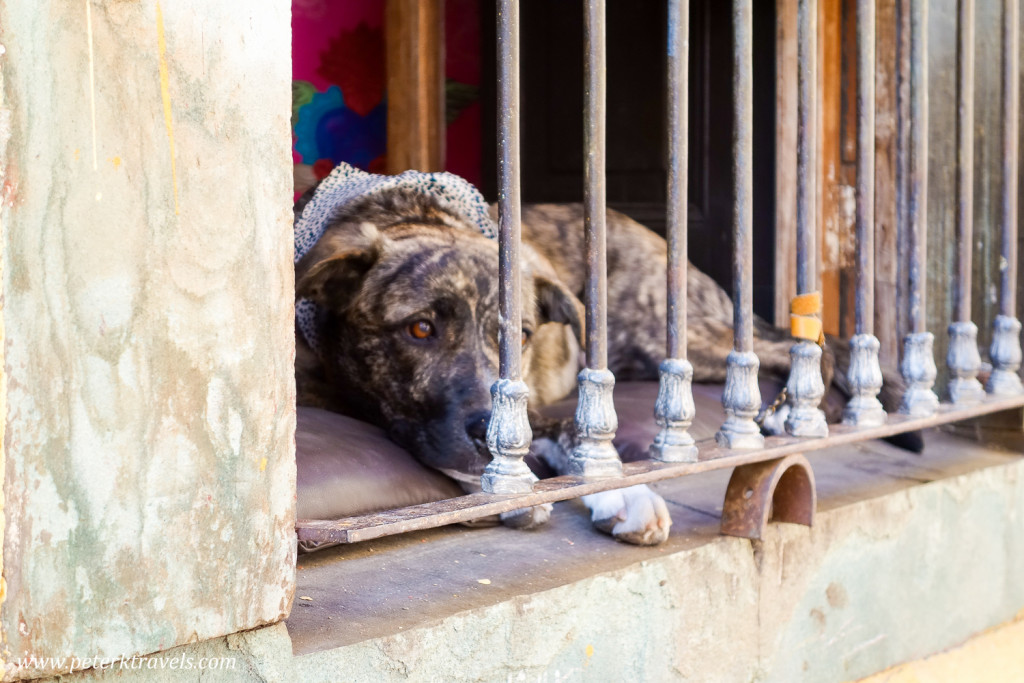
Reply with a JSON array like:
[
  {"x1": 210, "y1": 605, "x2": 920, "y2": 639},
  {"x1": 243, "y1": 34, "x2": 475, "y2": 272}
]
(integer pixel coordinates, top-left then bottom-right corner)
[
  {"x1": 522, "y1": 329, "x2": 532, "y2": 347},
  {"x1": 407, "y1": 320, "x2": 435, "y2": 340}
]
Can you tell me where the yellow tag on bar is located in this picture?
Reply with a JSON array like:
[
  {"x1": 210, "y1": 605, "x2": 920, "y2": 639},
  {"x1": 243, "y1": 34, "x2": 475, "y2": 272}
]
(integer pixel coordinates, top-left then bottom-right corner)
[
  {"x1": 790, "y1": 291, "x2": 822, "y2": 316},
  {"x1": 790, "y1": 315, "x2": 823, "y2": 342},
  {"x1": 790, "y1": 291, "x2": 825, "y2": 345}
]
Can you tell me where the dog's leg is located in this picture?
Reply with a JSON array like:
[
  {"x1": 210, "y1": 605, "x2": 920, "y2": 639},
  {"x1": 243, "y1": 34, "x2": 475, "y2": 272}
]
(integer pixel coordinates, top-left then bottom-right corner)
[{"x1": 531, "y1": 415, "x2": 672, "y2": 545}]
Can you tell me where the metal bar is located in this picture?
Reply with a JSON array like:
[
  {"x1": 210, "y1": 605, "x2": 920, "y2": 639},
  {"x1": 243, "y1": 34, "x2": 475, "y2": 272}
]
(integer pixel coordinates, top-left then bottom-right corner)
[
  {"x1": 845, "y1": 0, "x2": 887, "y2": 426},
  {"x1": 906, "y1": 0, "x2": 927, "y2": 336},
  {"x1": 899, "y1": 0, "x2": 939, "y2": 416},
  {"x1": 297, "y1": 395, "x2": 1024, "y2": 545},
  {"x1": 948, "y1": 0, "x2": 986, "y2": 405},
  {"x1": 1000, "y1": 0, "x2": 1020, "y2": 318},
  {"x1": 716, "y1": 0, "x2": 764, "y2": 450},
  {"x1": 720, "y1": 454, "x2": 816, "y2": 540},
  {"x1": 652, "y1": 0, "x2": 699, "y2": 463},
  {"x1": 666, "y1": 0, "x2": 689, "y2": 363},
  {"x1": 955, "y1": 0, "x2": 976, "y2": 327},
  {"x1": 987, "y1": 0, "x2": 1024, "y2": 395},
  {"x1": 481, "y1": 0, "x2": 535, "y2": 495},
  {"x1": 785, "y1": 0, "x2": 828, "y2": 438},
  {"x1": 856, "y1": 0, "x2": 876, "y2": 338},
  {"x1": 583, "y1": 0, "x2": 608, "y2": 372},
  {"x1": 796, "y1": 0, "x2": 817, "y2": 299},
  {"x1": 570, "y1": 0, "x2": 622, "y2": 478}
]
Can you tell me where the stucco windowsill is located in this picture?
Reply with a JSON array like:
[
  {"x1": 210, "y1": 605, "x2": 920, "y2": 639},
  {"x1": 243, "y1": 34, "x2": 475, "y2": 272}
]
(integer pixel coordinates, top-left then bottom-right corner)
[{"x1": 284, "y1": 425, "x2": 1024, "y2": 681}]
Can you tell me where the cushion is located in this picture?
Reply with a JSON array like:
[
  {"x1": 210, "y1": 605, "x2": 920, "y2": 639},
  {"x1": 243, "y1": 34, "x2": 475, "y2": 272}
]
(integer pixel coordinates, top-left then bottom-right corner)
[{"x1": 296, "y1": 407, "x2": 464, "y2": 521}]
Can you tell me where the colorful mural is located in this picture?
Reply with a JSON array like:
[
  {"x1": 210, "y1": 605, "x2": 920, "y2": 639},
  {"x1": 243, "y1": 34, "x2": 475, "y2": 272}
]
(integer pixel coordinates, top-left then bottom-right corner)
[{"x1": 292, "y1": 0, "x2": 481, "y2": 190}]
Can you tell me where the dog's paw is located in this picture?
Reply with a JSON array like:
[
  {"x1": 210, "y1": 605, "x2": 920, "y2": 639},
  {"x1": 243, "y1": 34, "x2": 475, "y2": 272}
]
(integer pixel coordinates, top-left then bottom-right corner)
[
  {"x1": 582, "y1": 485, "x2": 671, "y2": 545},
  {"x1": 500, "y1": 503, "x2": 553, "y2": 530},
  {"x1": 760, "y1": 403, "x2": 789, "y2": 436}
]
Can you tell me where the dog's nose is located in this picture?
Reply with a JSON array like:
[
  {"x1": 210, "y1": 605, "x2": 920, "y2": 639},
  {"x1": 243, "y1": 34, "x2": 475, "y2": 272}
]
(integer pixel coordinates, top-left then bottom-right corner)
[{"x1": 464, "y1": 410, "x2": 491, "y2": 442}]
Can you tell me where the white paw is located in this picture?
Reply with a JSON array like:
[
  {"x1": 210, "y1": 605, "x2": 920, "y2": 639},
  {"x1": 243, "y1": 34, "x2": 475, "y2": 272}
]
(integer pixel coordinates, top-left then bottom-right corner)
[
  {"x1": 500, "y1": 503, "x2": 553, "y2": 530},
  {"x1": 582, "y1": 485, "x2": 671, "y2": 545},
  {"x1": 761, "y1": 403, "x2": 789, "y2": 436}
]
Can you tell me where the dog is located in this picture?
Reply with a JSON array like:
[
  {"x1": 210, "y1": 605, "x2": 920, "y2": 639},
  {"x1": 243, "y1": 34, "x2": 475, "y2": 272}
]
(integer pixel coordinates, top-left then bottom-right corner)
[{"x1": 294, "y1": 169, "x2": 906, "y2": 546}]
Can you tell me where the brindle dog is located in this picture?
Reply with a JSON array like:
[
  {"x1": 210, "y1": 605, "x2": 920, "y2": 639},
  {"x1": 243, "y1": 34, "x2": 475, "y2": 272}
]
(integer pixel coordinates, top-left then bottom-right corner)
[{"x1": 295, "y1": 189, "x2": 905, "y2": 546}]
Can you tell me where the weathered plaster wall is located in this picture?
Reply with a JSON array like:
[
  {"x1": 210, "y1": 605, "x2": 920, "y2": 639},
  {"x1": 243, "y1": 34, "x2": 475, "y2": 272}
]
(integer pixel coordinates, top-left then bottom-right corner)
[
  {"x1": 0, "y1": 0, "x2": 295, "y2": 676},
  {"x1": 30, "y1": 445, "x2": 1024, "y2": 683}
]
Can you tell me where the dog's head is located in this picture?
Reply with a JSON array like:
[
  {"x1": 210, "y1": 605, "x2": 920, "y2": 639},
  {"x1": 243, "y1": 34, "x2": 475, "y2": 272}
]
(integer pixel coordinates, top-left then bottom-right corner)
[{"x1": 296, "y1": 194, "x2": 581, "y2": 476}]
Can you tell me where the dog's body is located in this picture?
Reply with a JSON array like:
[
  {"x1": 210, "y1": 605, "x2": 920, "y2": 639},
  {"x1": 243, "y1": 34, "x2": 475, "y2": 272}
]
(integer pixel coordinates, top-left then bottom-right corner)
[{"x1": 295, "y1": 186, "x2": 899, "y2": 545}]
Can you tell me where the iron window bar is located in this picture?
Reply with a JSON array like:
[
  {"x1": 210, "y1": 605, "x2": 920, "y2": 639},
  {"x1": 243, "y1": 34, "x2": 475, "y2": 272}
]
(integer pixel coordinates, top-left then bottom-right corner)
[{"x1": 295, "y1": 0, "x2": 1024, "y2": 547}]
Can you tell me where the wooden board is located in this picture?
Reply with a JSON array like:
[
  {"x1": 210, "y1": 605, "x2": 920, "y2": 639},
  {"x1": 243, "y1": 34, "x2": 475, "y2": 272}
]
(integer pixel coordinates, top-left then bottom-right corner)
[
  {"x1": 385, "y1": 0, "x2": 445, "y2": 173},
  {"x1": 297, "y1": 395, "x2": 1024, "y2": 544}
]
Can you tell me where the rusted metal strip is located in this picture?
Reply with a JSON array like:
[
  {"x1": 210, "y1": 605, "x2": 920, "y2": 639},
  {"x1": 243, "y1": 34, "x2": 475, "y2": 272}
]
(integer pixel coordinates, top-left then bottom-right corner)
[
  {"x1": 844, "y1": 0, "x2": 886, "y2": 426},
  {"x1": 900, "y1": 0, "x2": 939, "y2": 417},
  {"x1": 987, "y1": 0, "x2": 1024, "y2": 395},
  {"x1": 947, "y1": 0, "x2": 986, "y2": 406},
  {"x1": 720, "y1": 454, "x2": 816, "y2": 540},
  {"x1": 652, "y1": 0, "x2": 698, "y2": 463},
  {"x1": 482, "y1": 0, "x2": 535, "y2": 495},
  {"x1": 295, "y1": 395, "x2": 1024, "y2": 544},
  {"x1": 571, "y1": 0, "x2": 623, "y2": 478},
  {"x1": 786, "y1": 0, "x2": 828, "y2": 438},
  {"x1": 716, "y1": 0, "x2": 764, "y2": 451}
]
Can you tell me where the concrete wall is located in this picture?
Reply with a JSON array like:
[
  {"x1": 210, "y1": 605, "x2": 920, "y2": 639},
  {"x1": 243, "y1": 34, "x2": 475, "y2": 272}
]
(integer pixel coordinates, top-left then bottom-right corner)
[
  {"x1": 0, "y1": 1, "x2": 295, "y2": 677},
  {"x1": 26, "y1": 439, "x2": 1024, "y2": 682}
]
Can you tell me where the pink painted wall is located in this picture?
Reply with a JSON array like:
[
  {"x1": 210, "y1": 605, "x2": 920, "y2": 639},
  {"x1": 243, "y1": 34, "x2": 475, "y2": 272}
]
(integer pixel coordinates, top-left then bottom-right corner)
[{"x1": 292, "y1": 0, "x2": 481, "y2": 186}]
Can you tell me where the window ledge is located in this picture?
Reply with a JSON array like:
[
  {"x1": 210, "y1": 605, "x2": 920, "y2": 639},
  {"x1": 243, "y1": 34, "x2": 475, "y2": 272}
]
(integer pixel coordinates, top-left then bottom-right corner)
[{"x1": 280, "y1": 426, "x2": 1024, "y2": 681}]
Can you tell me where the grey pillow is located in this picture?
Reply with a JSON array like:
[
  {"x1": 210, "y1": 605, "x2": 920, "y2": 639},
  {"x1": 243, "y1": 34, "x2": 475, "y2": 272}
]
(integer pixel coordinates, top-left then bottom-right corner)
[{"x1": 296, "y1": 407, "x2": 464, "y2": 553}]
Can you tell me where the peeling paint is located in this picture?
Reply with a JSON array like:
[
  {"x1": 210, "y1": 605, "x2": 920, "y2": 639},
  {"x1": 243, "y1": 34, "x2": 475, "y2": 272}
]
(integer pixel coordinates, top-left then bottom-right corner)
[{"x1": 155, "y1": 3, "x2": 179, "y2": 216}]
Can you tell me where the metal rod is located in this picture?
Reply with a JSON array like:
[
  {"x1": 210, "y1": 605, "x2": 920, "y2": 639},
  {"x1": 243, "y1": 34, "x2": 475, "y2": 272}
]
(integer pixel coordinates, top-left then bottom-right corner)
[
  {"x1": 1000, "y1": 0, "x2": 1019, "y2": 317},
  {"x1": 652, "y1": 0, "x2": 698, "y2": 463},
  {"x1": 482, "y1": 0, "x2": 536, "y2": 496},
  {"x1": 899, "y1": 0, "x2": 939, "y2": 416},
  {"x1": 666, "y1": 0, "x2": 689, "y2": 363},
  {"x1": 906, "y1": 0, "x2": 927, "y2": 335},
  {"x1": 496, "y1": 0, "x2": 522, "y2": 383},
  {"x1": 987, "y1": 0, "x2": 1024, "y2": 395},
  {"x1": 947, "y1": 0, "x2": 986, "y2": 405},
  {"x1": 844, "y1": 0, "x2": 887, "y2": 425},
  {"x1": 570, "y1": 0, "x2": 622, "y2": 478},
  {"x1": 785, "y1": 0, "x2": 828, "y2": 438},
  {"x1": 856, "y1": 0, "x2": 876, "y2": 336},
  {"x1": 796, "y1": 0, "x2": 817, "y2": 299},
  {"x1": 716, "y1": 0, "x2": 764, "y2": 450},
  {"x1": 955, "y1": 0, "x2": 976, "y2": 326},
  {"x1": 584, "y1": 0, "x2": 608, "y2": 371}
]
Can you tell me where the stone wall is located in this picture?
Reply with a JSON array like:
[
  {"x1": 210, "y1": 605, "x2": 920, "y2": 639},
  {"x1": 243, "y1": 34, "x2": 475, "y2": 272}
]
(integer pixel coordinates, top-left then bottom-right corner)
[{"x1": 0, "y1": 1, "x2": 295, "y2": 677}]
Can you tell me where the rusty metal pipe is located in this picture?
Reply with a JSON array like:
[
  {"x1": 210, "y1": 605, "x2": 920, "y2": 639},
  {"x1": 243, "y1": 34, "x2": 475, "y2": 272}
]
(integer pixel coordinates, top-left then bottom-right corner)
[
  {"x1": 571, "y1": 0, "x2": 622, "y2": 478},
  {"x1": 1000, "y1": 0, "x2": 1019, "y2": 317},
  {"x1": 715, "y1": 0, "x2": 764, "y2": 451},
  {"x1": 947, "y1": 0, "x2": 986, "y2": 405},
  {"x1": 899, "y1": 0, "x2": 939, "y2": 416},
  {"x1": 785, "y1": 0, "x2": 828, "y2": 438},
  {"x1": 482, "y1": 0, "x2": 536, "y2": 495},
  {"x1": 844, "y1": 0, "x2": 887, "y2": 425},
  {"x1": 652, "y1": 0, "x2": 698, "y2": 463},
  {"x1": 496, "y1": 0, "x2": 522, "y2": 383},
  {"x1": 583, "y1": 0, "x2": 608, "y2": 371}
]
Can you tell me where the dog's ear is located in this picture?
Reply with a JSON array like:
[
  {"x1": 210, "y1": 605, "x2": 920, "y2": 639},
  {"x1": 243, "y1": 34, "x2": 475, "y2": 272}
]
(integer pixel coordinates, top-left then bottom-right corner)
[
  {"x1": 535, "y1": 274, "x2": 583, "y2": 341},
  {"x1": 296, "y1": 222, "x2": 382, "y2": 310}
]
